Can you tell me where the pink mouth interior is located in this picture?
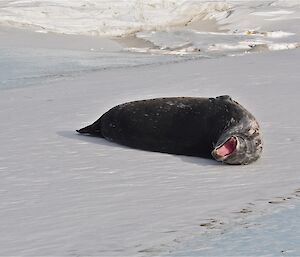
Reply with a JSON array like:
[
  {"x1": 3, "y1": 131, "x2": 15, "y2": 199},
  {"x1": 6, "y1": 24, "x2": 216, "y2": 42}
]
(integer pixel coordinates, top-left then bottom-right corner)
[{"x1": 216, "y1": 137, "x2": 237, "y2": 157}]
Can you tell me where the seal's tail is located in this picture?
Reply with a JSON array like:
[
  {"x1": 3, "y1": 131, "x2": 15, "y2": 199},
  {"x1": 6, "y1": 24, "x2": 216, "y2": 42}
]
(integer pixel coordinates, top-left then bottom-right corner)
[
  {"x1": 76, "y1": 124, "x2": 93, "y2": 134},
  {"x1": 76, "y1": 124, "x2": 104, "y2": 138}
]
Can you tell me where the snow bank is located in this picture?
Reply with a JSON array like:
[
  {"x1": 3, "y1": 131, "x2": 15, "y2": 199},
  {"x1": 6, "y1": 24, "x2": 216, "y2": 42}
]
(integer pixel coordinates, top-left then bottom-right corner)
[
  {"x1": 1, "y1": 0, "x2": 300, "y2": 57},
  {"x1": 0, "y1": 0, "x2": 299, "y2": 37},
  {"x1": 0, "y1": 0, "x2": 232, "y2": 36}
]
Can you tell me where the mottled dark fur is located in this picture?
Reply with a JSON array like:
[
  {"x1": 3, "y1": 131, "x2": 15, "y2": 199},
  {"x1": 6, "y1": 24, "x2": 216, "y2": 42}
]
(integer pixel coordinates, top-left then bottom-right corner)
[{"x1": 77, "y1": 96, "x2": 262, "y2": 164}]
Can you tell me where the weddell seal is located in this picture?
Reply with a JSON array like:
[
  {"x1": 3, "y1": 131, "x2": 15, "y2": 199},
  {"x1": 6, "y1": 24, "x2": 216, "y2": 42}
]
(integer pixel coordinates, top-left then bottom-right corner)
[{"x1": 77, "y1": 96, "x2": 263, "y2": 165}]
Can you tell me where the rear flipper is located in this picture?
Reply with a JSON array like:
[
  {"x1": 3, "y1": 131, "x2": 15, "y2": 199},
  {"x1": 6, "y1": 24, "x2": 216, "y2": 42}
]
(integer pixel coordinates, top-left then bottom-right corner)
[{"x1": 76, "y1": 123, "x2": 104, "y2": 138}]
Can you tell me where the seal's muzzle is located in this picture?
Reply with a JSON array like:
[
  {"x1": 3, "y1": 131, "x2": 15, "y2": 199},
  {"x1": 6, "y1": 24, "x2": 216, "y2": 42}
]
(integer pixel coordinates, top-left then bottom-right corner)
[{"x1": 212, "y1": 136, "x2": 237, "y2": 161}]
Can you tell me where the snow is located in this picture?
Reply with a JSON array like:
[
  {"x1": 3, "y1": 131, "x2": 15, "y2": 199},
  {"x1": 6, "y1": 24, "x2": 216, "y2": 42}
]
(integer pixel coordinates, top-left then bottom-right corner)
[
  {"x1": 0, "y1": 0, "x2": 232, "y2": 36},
  {"x1": 0, "y1": 0, "x2": 300, "y2": 256},
  {"x1": 1, "y1": 35, "x2": 300, "y2": 255},
  {"x1": 1, "y1": 0, "x2": 300, "y2": 57},
  {"x1": 166, "y1": 199, "x2": 300, "y2": 256}
]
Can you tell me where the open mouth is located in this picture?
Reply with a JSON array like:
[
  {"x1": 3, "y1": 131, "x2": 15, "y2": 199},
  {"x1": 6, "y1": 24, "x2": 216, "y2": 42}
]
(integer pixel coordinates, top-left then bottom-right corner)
[{"x1": 214, "y1": 136, "x2": 237, "y2": 158}]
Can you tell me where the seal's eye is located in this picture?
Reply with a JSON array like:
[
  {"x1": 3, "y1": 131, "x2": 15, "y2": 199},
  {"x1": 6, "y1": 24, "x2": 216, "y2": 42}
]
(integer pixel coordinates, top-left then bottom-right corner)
[{"x1": 214, "y1": 136, "x2": 237, "y2": 157}]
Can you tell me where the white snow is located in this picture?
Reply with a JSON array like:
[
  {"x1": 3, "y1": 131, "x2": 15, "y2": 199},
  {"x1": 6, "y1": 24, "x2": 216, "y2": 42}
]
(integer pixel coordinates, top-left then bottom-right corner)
[
  {"x1": 0, "y1": 0, "x2": 232, "y2": 36},
  {"x1": 251, "y1": 10, "x2": 294, "y2": 17},
  {"x1": 1, "y1": 0, "x2": 300, "y2": 57},
  {"x1": 1, "y1": 0, "x2": 300, "y2": 256},
  {"x1": 167, "y1": 199, "x2": 300, "y2": 256},
  {"x1": 1, "y1": 34, "x2": 300, "y2": 255}
]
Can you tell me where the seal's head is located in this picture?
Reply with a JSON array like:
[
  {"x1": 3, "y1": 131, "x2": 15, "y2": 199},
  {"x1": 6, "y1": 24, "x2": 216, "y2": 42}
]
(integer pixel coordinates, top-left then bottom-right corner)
[{"x1": 211, "y1": 118, "x2": 263, "y2": 165}]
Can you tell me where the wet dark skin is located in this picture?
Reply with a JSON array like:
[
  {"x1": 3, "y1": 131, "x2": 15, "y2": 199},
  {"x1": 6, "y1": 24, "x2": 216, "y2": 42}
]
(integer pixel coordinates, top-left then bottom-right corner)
[{"x1": 77, "y1": 96, "x2": 263, "y2": 165}]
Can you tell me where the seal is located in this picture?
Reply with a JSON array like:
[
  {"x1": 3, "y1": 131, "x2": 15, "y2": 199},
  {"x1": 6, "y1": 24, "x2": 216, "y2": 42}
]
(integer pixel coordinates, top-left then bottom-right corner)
[{"x1": 77, "y1": 96, "x2": 263, "y2": 165}]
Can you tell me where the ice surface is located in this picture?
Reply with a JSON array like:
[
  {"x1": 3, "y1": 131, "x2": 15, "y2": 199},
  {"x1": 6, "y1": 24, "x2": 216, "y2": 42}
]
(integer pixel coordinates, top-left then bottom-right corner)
[
  {"x1": 0, "y1": 27, "x2": 187, "y2": 90},
  {"x1": 1, "y1": 39, "x2": 300, "y2": 255},
  {"x1": 165, "y1": 199, "x2": 300, "y2": 256}
]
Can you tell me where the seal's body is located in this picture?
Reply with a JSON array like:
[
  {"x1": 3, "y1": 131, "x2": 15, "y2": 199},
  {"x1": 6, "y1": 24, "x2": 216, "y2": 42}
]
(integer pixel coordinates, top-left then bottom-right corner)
[{"x1": 77, "y1": 96, "x2": 263, "y2": 165}]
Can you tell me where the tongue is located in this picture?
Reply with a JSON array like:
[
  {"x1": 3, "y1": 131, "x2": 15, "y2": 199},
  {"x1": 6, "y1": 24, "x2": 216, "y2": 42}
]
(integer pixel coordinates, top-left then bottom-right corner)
[{"x1": 216, "y1": 137, "x2": 237, "y2": 157}]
